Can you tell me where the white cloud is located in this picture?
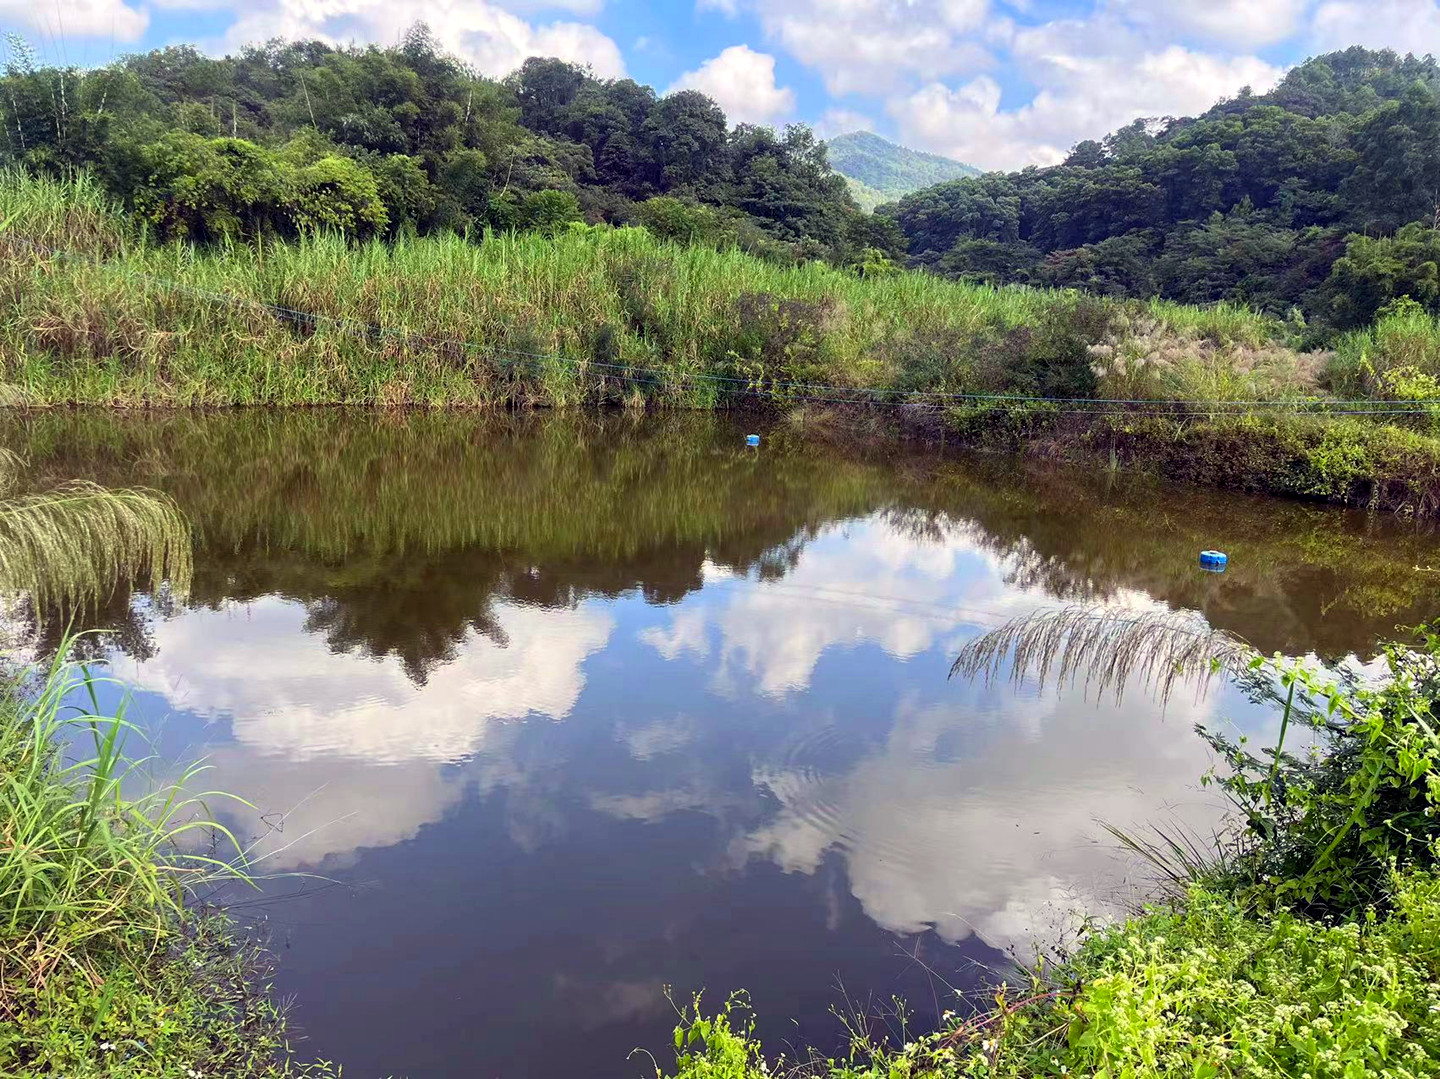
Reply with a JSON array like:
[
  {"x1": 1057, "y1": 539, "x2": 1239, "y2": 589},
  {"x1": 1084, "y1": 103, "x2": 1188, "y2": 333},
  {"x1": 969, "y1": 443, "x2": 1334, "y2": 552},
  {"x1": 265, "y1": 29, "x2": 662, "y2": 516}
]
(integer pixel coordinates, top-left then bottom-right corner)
[
  {"x1": 1311, "y1": 0, "x2": 1440, "y2": 54},
  {"x1": 222, "y1": 0, "x2": 625, "y2": 79},
  {"x1": 642, "y1": 516, "x2": 1070, "y2": 698},
  {"x1": 122, "y1": 595, "x2": 613, "y2": 765},
  {"x1": 1117, "y1": 0, "x2": 1313, "y2": 48},
  {"x1": 741, "y1": 688, "x2": 1242, "y2": 952},
  {"x1": 124, "y1": 595, "x2": 613, "y2": 868},
  {"x1": 0, "y1": 0, "x2": 147, "y2": 41},
  {"x1": 705, "y1": 0, "x2": 993, "y2": 95},
  {"x1": 814, "y1": 108, "x2": 875, "y2": 138},
  {"x1": 668, "y1": 45, "x2": 795, "y2": 125},
  {"x1": 695, "y1": 0, "x2": 1288, "y2": 169},
  {"x1": 891, "y1": 37, "x2": 1283, "y2": 169},
  {"x1": 495, "y1": 0, "x2": 603, "y2": 16}
]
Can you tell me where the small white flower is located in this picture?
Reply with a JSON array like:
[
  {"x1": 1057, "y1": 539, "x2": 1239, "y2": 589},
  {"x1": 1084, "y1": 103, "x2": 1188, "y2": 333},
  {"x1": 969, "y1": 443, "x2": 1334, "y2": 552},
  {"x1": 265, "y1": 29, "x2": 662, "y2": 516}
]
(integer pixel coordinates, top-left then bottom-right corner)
[
  {"x1": 187, "y1": 1070, "x2": 203, "y2": 1078},
  {"x1": 98, "y1": 1042, "x2": 115, "y2": 1052}
]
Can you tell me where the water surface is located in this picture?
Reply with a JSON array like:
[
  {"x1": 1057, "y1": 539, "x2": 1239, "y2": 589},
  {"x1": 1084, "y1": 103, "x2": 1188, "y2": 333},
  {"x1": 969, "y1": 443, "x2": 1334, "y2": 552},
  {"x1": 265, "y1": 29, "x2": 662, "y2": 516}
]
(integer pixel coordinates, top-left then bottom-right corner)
[{"x1": 6, "y1": 410, "x2": 1438, "y2": 1079}]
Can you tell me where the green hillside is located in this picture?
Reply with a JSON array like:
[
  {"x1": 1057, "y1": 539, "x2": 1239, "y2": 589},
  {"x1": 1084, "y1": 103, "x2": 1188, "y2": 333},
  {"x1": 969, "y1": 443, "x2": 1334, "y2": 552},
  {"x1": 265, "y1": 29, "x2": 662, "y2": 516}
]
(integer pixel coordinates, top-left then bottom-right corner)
[
  {"x1": 824, "y1": 131, "x2": 980, "y2": 209},
  {"x1": 882, "y1": 47, "x2": 1440, "y2": 327}
]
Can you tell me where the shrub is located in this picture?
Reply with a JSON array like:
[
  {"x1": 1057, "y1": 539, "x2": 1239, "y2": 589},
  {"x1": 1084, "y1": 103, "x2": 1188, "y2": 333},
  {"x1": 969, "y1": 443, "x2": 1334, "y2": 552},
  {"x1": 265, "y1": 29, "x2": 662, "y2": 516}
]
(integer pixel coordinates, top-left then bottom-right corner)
[
  {"x1": 521, "y1": 189, "x2": 583, "y2": 235},
  {"x1": 1201, "y1": 631, "x2": 1440, "y2": 918},
  {"x1": 660, "y1": 876, "x2": 1440, "y2": 1079}
]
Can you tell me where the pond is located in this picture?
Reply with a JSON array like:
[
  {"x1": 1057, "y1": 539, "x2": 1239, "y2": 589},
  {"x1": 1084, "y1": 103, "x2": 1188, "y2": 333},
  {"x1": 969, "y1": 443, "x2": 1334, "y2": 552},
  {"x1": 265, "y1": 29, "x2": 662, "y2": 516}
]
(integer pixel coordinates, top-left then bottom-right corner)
[{"x1": 5, "y1": 409, "x2": 1439, "y2": 1079}]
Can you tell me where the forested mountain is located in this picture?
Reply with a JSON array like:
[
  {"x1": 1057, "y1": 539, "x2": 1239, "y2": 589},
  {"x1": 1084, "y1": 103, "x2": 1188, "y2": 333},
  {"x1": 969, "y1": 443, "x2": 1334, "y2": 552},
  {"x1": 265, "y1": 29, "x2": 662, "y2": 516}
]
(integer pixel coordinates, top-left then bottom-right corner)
[
  {"x1": 824, "y1": 131, "x2": 978, "y2": 211},
  {"x1": 879, "y1": 47, "x2": 1440, "y2": 331},
  {"x1": 0, "y1": 28, "x2": 899, "y2": 265}
]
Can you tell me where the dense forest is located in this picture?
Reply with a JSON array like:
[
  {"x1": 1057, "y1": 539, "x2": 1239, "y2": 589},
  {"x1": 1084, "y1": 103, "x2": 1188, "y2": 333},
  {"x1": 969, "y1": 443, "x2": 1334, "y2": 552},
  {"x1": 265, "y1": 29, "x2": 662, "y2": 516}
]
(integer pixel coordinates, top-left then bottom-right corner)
[
  {"x1": 0, "y1": 27, "x2": 900, "y2": 267},
  {"x1": 882, "y1": 47, "x2": 1440, "y2": 334}
]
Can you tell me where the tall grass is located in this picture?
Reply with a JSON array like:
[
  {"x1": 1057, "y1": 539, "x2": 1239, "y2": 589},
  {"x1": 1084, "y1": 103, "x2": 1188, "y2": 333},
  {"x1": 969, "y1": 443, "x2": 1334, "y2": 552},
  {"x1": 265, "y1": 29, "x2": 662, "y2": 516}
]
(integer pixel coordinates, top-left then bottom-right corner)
[
  {"x1": 950, "y1": 604, "x2": 1255, "y2": 704},
  {"x1": 0, "y1": 646, "x2": 246, "y2": 992},
  {"x1": 0, "y1": 645, "x2": 330, "y2": 1076},
  {"x1": 1329, "y1": 299, "x2": 1440, "y2": 411},
  {"x1": 0, "y1": 170, "x2": 1282, "y2": 408}
]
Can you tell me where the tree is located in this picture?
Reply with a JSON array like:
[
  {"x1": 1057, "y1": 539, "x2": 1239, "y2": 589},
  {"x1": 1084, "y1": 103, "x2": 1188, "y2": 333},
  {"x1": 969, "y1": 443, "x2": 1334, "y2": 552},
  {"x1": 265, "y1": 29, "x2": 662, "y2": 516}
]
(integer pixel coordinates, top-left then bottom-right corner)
[
  {"x1": 1346, "y1": 82, "x2": 1440, "y2": 231},
  {"x1": 642, "y1": 90, "x2": 727, "y2": 191},
  {"x1": 509, "y1": 57, "x2": 587, "y2": 135},
  {"x1": 521, "y1": 189, "x2": 582, "y2": 235},
  {"x1": 1324, "y1": 224, "x2": 1440, "y2": 328}
]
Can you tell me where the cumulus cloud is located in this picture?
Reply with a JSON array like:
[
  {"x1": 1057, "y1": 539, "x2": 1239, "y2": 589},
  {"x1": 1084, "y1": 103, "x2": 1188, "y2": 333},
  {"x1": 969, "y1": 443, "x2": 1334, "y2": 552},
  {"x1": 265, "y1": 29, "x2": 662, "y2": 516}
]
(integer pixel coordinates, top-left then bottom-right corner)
[
  {"x1": 891, "y1": 37, "x2": 1283, "y2": 169},
  {"x1": 122, "y1": 595, "x2": 613, "y2": 867},
  {"x1": 700, "y1": 0, "x2": 1290, "y2": 169},
  {"x1": 641, "y1": 516, "x2": 1080, "y2": 698},
  {"x1": 222, "y1": 0, "x2": 625, "y2": 79},
  {"x1": 1116, "y1": 0, "x2": 1313, "y2": 48},
  {"x1": 495, "y1": 0, "x2": 603, "y2": 16},
  {"x1": 706, "y1": 0, "x2": 994, "y2": 95},
  {"x1": 122, "y1": 595, "x2": 614, "y2": 765},
  {"x1": 814, "y1": 108, "x2": 875, "y2": 138},
  {"x1": 1310, "y1": 0, "x2": 1440, "y2": 54},
  {"x1": 0, "y1": 0, "x2": 147, "y2": 40},
  {"x1": 668, "y1": 45, "x2": 795, "y2": 125},
  {"x1": 741, "y1": 688, "x2": 1239, "y2": 952}
]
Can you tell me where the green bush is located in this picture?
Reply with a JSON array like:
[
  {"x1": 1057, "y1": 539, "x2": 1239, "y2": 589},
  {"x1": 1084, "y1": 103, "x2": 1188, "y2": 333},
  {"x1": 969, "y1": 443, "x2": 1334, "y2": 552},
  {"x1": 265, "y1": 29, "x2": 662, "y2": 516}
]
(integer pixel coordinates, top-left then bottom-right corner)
[
  {"x1": 1201, "y1": 633, "x2": 1440, "y2": 917},
  {"x1": 661, "y1": 872, "x2": 1440, "y2": 1079}
]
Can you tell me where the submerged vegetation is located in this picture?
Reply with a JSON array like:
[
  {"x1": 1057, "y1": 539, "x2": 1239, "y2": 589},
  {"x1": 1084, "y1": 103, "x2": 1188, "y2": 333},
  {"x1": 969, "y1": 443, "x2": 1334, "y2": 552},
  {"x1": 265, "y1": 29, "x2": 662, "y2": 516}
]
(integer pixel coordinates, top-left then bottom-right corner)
[{"x1": 660, "y1": 613, "x2": 1440, "y2": 1078}]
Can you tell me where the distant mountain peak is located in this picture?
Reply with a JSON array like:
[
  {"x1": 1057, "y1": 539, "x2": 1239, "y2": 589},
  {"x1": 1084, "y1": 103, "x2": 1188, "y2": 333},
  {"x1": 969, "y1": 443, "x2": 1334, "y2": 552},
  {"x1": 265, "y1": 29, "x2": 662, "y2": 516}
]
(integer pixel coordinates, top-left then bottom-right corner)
[{"x1": 824, "y1": 131, "x2": 979, "y2": 210}]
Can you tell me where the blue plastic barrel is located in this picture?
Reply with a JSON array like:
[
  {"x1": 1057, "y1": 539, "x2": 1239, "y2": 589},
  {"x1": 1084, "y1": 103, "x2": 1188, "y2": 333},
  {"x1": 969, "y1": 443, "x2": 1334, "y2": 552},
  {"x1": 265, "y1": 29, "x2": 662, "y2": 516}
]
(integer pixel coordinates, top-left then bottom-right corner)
[
  {"x1": 1199, "y1": 550, "x2": 1228, "y2": 570},
  {"x1": 746, "y1": 434, "x2": 760, "y2": 447}
]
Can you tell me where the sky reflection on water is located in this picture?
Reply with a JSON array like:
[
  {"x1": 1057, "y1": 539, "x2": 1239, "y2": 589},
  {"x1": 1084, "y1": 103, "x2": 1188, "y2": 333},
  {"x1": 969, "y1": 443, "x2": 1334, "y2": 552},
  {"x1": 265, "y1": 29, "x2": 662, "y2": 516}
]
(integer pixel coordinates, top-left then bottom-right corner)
[{"x1": 7, "y1": 409, "x2": 1432, "y2": 1079}]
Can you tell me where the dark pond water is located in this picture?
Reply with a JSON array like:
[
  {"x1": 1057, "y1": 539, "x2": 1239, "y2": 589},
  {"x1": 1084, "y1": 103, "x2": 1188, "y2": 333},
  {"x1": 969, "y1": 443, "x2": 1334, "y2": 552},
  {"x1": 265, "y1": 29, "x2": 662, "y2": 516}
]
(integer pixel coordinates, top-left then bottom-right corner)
[{"x1": 6, "y1": 409, "x2": 1440, "y2": 1079}]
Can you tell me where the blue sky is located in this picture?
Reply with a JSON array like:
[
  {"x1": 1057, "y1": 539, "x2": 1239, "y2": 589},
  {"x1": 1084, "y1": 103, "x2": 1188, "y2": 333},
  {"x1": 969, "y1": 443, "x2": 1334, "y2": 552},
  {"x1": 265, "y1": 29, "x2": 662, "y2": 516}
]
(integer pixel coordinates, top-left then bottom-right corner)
[{"x1": 7, "y1": 0, "x2": 1440, "y2": 169}]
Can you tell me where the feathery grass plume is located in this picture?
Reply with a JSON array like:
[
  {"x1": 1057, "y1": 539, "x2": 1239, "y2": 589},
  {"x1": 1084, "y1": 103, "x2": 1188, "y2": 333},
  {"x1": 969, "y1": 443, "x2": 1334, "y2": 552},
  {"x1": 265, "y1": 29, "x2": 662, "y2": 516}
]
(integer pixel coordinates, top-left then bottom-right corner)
[
  {"x1": 0, "y1": 482, "x2": 192, "y2": 612},
  {"x1": 950, "y1": 604, "x2": 1256, "y2": 704},
  {"x1": 0, "y1": 448, "x2": 20, "y2": 495}
]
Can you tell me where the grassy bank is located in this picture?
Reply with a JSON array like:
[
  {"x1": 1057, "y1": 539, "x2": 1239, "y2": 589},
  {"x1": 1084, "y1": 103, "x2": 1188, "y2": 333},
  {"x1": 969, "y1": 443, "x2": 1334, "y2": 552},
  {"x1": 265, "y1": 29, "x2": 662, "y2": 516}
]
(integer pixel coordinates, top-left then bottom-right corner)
[
  {"x1": 0, "y1": 445, "x2": 326, "y2": 1076},
  {"x1": 0, "y1": 172, "x2": 1266, "y2": 405},
  {"x1": 6, "y1": 169, "x2": 1440, "y2": 511},
  {"x1": 657, "y1": 619, "x2": 1440, "y2": 1078},
  {"x1": 0, "y1": 654, "x2": 333, "y2": 1078}
]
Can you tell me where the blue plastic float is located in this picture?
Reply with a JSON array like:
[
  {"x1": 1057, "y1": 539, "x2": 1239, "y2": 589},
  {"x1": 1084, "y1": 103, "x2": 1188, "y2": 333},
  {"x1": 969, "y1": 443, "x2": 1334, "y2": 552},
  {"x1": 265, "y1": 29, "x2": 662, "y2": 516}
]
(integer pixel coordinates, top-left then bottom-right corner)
[
  {"x1": 746, "y1": 434, "x2": 760, "y2": 447},
  {"x1": 1199, "y1": 550, "x2": 1228, "y2": 572}
]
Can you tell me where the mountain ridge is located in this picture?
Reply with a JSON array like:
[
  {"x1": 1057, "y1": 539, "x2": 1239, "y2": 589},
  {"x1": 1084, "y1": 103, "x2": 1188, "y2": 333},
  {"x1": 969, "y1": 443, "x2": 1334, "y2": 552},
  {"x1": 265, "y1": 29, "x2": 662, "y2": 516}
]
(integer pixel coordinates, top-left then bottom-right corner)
[{"x1": 823, "y1": 131, "x2": 980, "y2": 210}]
